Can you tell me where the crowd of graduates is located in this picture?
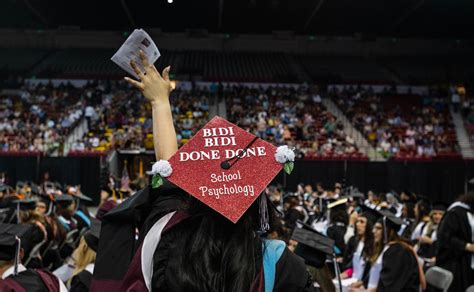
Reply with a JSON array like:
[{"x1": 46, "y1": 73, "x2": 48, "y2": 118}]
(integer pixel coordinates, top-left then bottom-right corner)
[
  {"x1": 2, "y1": 173, "x2": 473, "y2": 291},
  {"x1": 268, "y1": 183, "x2": 474, "y2": 291},
  {"x1": 0, "y1": 173, "x2": 134, "y2": 291}
]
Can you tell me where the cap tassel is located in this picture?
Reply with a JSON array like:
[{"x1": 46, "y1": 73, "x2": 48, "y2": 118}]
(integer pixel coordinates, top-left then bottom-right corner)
[
  {"x1": 259, "y1": 194, "x2": 270, "y2": 232},
  {"x1": 220, "y1": 136, "x2": 258, "y2": 170},
  {"x1": 13, "y1": 236, "x2": 20, "y2": 276},
  {"x1": 16, "y1": 202, "x2": 20, "y2": 223},
  {"x1": 383, "y1": 217, "x2": 388, "y2": 244}
]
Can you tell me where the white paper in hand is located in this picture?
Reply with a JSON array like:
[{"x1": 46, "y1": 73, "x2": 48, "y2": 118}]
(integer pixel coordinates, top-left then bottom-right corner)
[{"x1": 111, "y1": 29, "x2": 160, "y2": 79}]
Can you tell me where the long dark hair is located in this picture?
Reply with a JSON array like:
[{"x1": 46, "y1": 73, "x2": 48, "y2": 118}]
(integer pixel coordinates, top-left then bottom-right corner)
[
  {"x1": 159, "y1": 195, "x2": 275, "y2": 292},
  {"x1": 415, "y1": 199, "x2": 431, "y2": 223},
  {"x1": 357, "y1": 215, "x2": 374, "y2": 260},
  {"x1": 330, "y1": 209, "x2": 349, "y2": 225}
]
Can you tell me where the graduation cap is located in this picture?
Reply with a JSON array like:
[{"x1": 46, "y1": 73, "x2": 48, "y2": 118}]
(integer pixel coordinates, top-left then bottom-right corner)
[
  {"x1": 291, "y1": 221, "x2": 335, "y2": 268},
  {"x1": 359, "y1": 204, "x2": 380, "y2": 224},
  {"x1": 10, "y1": 198, "x2": 37, "y2": 211},
  {"x1": 54, "y1": 194, "x2": 74, "y2": 208},
  {"x1": 431, "y1": 202, "x2": 447, "y2": 212},
  {"x1": 165, "y1": 116, "x2": 284, "y2": 224},
  {"x1": 377, "y1": 209, "x2": 403, "y2": 243},
  {"x1": 327, "y1": 198, "x2": 348, "y2": 211},
  {"x1": 83, "y1": 218, "x2": 101, "y2": 252},
  {"x1": 0, "y1": 223, "x2": 34, "y2": 275},
  {"x1": 73, "y1": 193, "x2": 93, "y2": 203}
]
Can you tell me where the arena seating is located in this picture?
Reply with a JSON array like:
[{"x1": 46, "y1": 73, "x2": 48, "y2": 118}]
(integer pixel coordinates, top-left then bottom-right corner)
[
  {"x1": 0, "y1": 82, "x2": 85, "y2": 155},
  {"x1": 331, "y1": 86, "x2": 461, "y2": 160},
  {"x1": 226, "y1": 85, "x2": 367, "y2": 159}
]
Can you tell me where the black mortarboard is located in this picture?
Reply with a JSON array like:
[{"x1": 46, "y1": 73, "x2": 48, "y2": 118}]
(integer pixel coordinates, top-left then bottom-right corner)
[
  {"x1": 378, "y1": 209, "x2": 403, "y2": 232},
  {"x1": 84, "y1": 218, "x2": 101, "y2": 252},
  {"x1": 359, "y1": 204, "x2": 379, "y2": 224},
  {"x1": 54, "y1": 194, "x2": 74, "y2": 207},
  {"x1": 74, "y1": 193, "x2": 93, "y2": 202},
  {"x1": 0, "y1": 223, "x2": 34, "y2": 262},
  {"x1": 432, "y1": 202, "x2": 447, "y2": 212},
  {"x1": 291, "y1": 221, "x2": 335, "y2": 268},
  {"x1": 10, "y1": 199, "x2": 37, "y2": 211}
]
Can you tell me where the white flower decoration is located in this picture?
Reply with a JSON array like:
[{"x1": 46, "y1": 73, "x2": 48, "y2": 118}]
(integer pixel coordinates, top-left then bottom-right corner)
[
  {"x1": 149, "y1": 160, "x2": 173, "y2": 177},
  {"x1": 275, "y1": 145, "x2": 295, "y2": 163}
]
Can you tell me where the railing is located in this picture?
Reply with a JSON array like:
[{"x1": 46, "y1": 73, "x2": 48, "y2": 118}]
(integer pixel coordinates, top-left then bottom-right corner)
[{"x1": 322, "y1": 98, "x2": 385, "y2": 161}]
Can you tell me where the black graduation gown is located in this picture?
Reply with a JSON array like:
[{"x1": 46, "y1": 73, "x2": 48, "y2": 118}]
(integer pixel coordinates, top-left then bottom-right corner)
[
  {"x1": 326, "y1": 224, "x2": 347, "y2": 255},
  {"x1": 41, "y1": 218, "x2": 63, "y2": 270},
  {"x1": 25, "y1": 224, "x2": 47, "y2": 268},
  {"x1": 285, "y1": 208, "x2": 305, "y2": 230},
  {"x1": 377, "y1": 243, "x2": 420, "y2": 292},
  {"x1": 0, "y1": 269, "x2": 60, "y2": 292},
  {"x1": 417, "y1": 241, "x2": 437, "y2": 259},
  {"x1": 70, "y1": 270, "x2": 92, "y2": 292},
  {"x1": 436, "y1": 206, "x2": 474, "y2": 292},
  {"x1": 93, "y1": 181, "x2": 315, "y2": 292},
  {"x1": 342, "y1": 236, "x2": 358, "y2": 270},
  {"x1": 151, "y1": 217, "x2": 314, "y2": 292}
]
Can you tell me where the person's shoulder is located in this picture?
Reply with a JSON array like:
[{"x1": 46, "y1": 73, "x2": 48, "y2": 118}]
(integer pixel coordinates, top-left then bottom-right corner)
[
  {"x1": 276, "y1": 247, "x2": 308, "y2": 279},
  {"x1": 443, "y1": 206, "x2": 469, "y2": 222},
  {"x1": 385, "y1": 242, "x2": 416, "y2": 263}
]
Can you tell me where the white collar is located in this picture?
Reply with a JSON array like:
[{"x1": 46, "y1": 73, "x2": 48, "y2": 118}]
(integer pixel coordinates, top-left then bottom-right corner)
[
  {"x1": 2, "y1": 264, "x2": 27, "y2": 279},
  {"x1": 85, "y1": 263, "x2": 95, "y2": 274},
  {"x1": 448, "y1": 202, "x2": 470, "y2": 211}
]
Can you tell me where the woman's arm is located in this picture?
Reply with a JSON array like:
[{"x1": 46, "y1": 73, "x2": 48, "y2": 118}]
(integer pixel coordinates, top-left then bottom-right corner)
[{"x1": 125, "y1": 50, "x2": 177, "y2": 160}]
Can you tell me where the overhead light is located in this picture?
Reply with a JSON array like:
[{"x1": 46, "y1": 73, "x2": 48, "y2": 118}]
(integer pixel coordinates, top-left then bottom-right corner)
[{"x1": 168, "y1": 0, "x2": 173, "y2": 3}]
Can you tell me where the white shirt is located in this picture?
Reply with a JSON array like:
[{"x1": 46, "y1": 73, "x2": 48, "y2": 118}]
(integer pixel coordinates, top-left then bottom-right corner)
[
  {"x1": 1, "y1": 264, "x2": 27, "y2": 279},
  {"x1": 2, "y1": 264, "x2": 69, "y2": 292},
  {"x1": 411, "y1": 222, "x2": 425, "y2": 241}
]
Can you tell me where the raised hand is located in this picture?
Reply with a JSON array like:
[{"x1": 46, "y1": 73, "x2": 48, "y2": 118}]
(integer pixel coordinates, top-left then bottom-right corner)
[{"x1": 124, "y1": 50, "x2": 173, "y2": 105}]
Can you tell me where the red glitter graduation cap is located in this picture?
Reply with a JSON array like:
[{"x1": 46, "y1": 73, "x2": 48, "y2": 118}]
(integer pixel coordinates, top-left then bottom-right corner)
[{"x1": 167, "y1": 116, "x2": 283, "y2": 223}]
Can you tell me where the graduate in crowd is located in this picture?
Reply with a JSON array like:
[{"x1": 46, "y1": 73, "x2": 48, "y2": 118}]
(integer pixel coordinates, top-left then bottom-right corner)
[
  {"x1": 0, "y1": 223, "x2": 68, "y2": 292},
  {"x1": 15, "y1": 198, "x2": 48, "y2": 268},
  {"x1": 54, "y1": 194, "x2": 78, "y2": 260},
  {"x1": 414, "y1": 202, "x2": 445, "y2": 263},
  {"x1": 326, "y1": 198, "x2": 349, "y2": 256},
  {"x1": 341, "y1": 206, "x2": 375, "y2": 283},
  {"x1": 410, "y1": 199, "x2": 431, "y2": 242},
  {"x1": 398, "y1": 201, "x2": 416, "y2": 238},
  {"x1": 69, "y1": 218, "x2": 100, "y2": 292},
  {"x1": 92, "y1": 50, "x2": 314, "y2": 292},
  {"x1": 349, "y1": 210, "x2": 424, "y2": 292},
  {"x1": 68, "y1": 186, "x2": 93, "y2": 232},
  {"x1": 436, "y1": 192, "x2": 474, "y2": 292},
  {"x1": 284, "y1": 194, "x2": 306, "y2": 230}
]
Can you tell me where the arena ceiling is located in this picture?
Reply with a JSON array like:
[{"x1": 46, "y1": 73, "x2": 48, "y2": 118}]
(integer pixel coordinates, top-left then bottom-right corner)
[{"x1": 2, "y1": 0, "x2": 474, "y2": 38}]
